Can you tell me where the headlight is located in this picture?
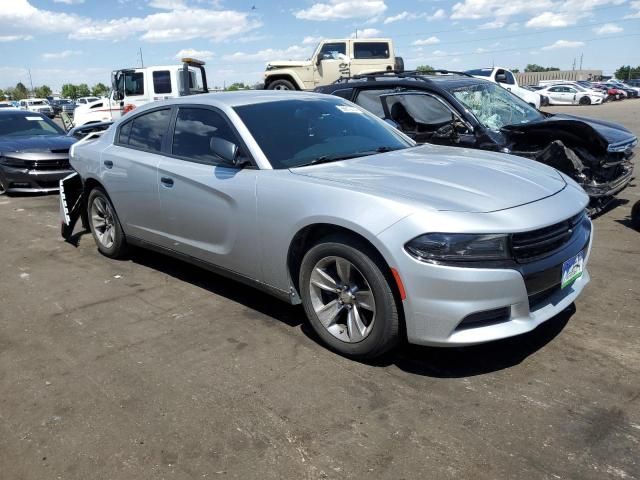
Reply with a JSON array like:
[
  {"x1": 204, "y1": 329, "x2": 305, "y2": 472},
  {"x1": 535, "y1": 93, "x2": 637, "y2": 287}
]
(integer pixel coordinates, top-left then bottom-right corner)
[
  {"x1": 0, "y1": 156, "x2": 27, "y2": 168},
  {"x1": 405, "y1": 233, "x2": 510, "y2": 263}
]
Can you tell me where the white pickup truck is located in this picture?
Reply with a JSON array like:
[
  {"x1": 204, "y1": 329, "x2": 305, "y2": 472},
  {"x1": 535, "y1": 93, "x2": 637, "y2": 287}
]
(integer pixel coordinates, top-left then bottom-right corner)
[
  {"x1": 264, "y1": 38, "x2": 403, "y2": 90},
  {"x1": 73, "y1": 58, "x2": 208, "y2": 127},
  {"x1": 466, "y1": 67, "x2": 543, "y2": 108}
]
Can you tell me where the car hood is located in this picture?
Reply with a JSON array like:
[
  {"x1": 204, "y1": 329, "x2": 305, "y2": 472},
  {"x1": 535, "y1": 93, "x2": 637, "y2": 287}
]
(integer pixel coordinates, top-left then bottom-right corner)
[
  {"x1": 502, "y1": 113, "x2": 637, "y2": 150},
  {"x1": 0, "y1": 135, "x2": 76, "y2": 154},
  {"x1": 267, "y1": 60, "x2": 311, "y2": 69},
  {"x1": 290, "y1": 144, "x2": 566, "y2": 213}
]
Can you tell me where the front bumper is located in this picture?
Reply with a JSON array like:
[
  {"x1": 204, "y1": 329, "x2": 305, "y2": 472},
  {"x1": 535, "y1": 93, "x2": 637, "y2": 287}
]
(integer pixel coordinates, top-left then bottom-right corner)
[
  {"x1": 377, "y1": 190, "x2": 592, "y2": 346},
  {"x1": 0, "y1": 165, "x2": 74, "y2": 193}
]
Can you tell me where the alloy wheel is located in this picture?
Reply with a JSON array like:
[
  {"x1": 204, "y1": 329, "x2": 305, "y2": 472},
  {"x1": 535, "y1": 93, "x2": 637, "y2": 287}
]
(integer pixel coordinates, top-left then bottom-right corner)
[
  {"x1": 90, "y1": 196, "x2": 116, "y2": 249},
  {"x1": 308, "y1": 256, "x2": 376, "y2": 343}
]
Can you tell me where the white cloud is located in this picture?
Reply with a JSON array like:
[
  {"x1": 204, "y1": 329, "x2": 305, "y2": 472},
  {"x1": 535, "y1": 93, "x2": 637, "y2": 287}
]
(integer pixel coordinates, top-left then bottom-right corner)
[
  {"x1": 175, "y1": 48, "x2": 214, "y2": 61},
  {"x1": 625, "y1": 0, "x2": 640, "y2": 17},
  {"x1": 42, "y1": 50, "x2": 82, "y2": 60},
  {"x1": 351, "y1": 28, "x2": 380, "y2": 38},
  {"x1": 148, "y1": 0, "x2": 187, "y2": 9},
  {"x1": 383, "y1": 8, "x2": 445, "y2": 24},
  {"x1": 222, "y1": 45, "x2": 311, "y2": 63},
  {"x1": 0, "y1": 35, "x2": 33, "y2": 41},
  {"x1": 526, "y1": 11, "x2": 575, "y2": 28},
  {"x1": 0, "y1": 0, "x2": 260, "y2": 44},
  {"x1": 593, "y1": 22, "x2": 623, "y2": 34},
  {"x1": 541, "y1": 39, "x2": 585, "y2": 50},
  {"x1": 478, "y1": 20, "x2": 506, "y2": 29},
  {"x1": 412, "y1": 36, "x2": 440, "y2": 46},
  {"x1": 295, "y1": 0, "x2": 387, "y2": 21},
  {"x1": 475, "y1": 47, "x2": 488, "y2": 53},
  {"x1": 71, "y1": 8, "x2": 262, "y2": 42},
  {"x1": 53, "y1": 0, "x2": 85, "y2": 4},
  {"x1": 451, "y1": 0, "x2": 554, "y2": 20},
  {"x1": 302, "y1": 35, "x2": 323, "y2": 45}
]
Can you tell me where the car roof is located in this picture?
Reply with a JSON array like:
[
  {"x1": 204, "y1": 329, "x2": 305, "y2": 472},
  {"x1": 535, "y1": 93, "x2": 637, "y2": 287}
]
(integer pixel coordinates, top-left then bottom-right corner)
[
  {"x1": 0, "y1": 109, "x2": 44, "y2": 117},
  {"x1": 135, "y1": 90, "x2": 338, "y2": 111},
  {"x1": 319, "y1": 74, "x2": 492, "y2": 92}
]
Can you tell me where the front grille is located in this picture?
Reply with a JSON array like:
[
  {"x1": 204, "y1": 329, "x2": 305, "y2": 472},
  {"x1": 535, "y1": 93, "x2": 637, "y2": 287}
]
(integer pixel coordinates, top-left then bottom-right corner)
[
  {"x1": 512, "y1": 212, "x2": 585, "y2": 263},
  {"x1": 24, "y1": 159, "x2": 71, "y2": 170},
  {"x1": 528, "y1": 285, "x2": 561, "y2": 312}
]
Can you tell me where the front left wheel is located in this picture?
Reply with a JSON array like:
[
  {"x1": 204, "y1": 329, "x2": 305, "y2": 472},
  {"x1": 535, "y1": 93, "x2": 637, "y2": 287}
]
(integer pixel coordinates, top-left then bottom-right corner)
[
  {"x1": 299, "y1": 235, "x2": 400, "y2": 359},
  {"x1": 579, "y1": 96, "x2": 591, "y2": 105}
]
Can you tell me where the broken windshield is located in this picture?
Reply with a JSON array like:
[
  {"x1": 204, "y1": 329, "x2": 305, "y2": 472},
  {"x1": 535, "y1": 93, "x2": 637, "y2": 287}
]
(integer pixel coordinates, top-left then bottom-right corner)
[{"x1": 448, "y1": 83, "x2": 543, "y2": 131}]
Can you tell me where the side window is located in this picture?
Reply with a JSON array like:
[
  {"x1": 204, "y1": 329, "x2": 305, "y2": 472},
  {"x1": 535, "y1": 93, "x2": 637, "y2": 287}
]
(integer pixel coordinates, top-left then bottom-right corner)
[
  {"x1": 355, "y1": 88, "x2": 395, "y2": 118},
  {"x1": 172, "y1": 107, "x2": 242, "y2": 164},
  {"x1": 567, "y1": 87, "x2": 576, "y2": 93},
  {"x1": 118, "y1": 121, "x2": 132, "y2": 144},
  {"x1": 319, "y1": 42, "x2": 346, "y2": 60},
  {"x1": 549, "y1": 87, "x2": 560, "y2": 92},
  {"x1": 124, "y1": 72, "x2": 144, "y2": 96},
  {"x1": 387, "y1": 95, "x2": 453, "y2": 126},
  {"x1": 330, "y1": 88, "x2": 354, "y2": 100},
  {"x1": 354, "y1": 42, "x2": 390, "y2": 60},
  {"x1": 90, "y1": 102, "x2": 104, "y2": 109},
  {"x1": 153, "y1": 70, "x2": 172, "y2": 94},
  {"x1": 504, "y1": 71, "x2": 515, "y2": 85},
  {"x1": 127, "y1": 108, "x2": 171, "y2": 152}
]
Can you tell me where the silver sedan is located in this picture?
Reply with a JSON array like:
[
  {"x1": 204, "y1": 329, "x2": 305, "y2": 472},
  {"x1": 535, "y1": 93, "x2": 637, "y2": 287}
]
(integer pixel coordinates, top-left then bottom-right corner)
[{"x1": 68, "y1": 91, "x2": 592, "y2": 359}]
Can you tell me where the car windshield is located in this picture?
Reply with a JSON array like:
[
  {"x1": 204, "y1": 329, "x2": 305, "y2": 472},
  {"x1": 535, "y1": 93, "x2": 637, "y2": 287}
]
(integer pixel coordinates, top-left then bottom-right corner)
[
  {"x1": 234, "y1": 97, "x2": 412, "y2": 169},
  {"x1": 446, "y1": 82, "x2": 543, "y2": 131},
  {"x1": 0, "y1": 113, "x2": 65, "y2": 136},
  {"x1": 29, "y1": 100, "x2": 46, "y2": 106}
]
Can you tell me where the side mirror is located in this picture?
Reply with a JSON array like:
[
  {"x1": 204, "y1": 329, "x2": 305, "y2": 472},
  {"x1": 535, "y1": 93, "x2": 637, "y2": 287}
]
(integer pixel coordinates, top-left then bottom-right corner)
[
  {"x1": 316, "y1": 55, "x2": 323, "y2": 66},
  {"x1": 210, "y1": 137, "x2": 240, "y2": 166},
  {"x1": 495, "y1": 74, "x2": 507, "y2": 83}
]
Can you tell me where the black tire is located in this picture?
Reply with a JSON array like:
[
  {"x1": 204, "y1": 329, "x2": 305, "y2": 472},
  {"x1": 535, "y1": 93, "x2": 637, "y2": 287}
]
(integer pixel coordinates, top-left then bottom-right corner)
[
  {"x1": 579, "y1": 96, "x2": 591, "y2": 105},
  {"x1": 631, "y1": 200, "x2": 640, "y2": 231},
  {"x1": 299, "y1": 234, "x2": 400, "y2": 359},
  {"x1": 267, "y1": 79, "x2": 296, "y2": 91},
  {"x1": 87, "y1": 187, "x2": 128, "y2": 258},
  {"x1": 0, "y1": 177, "x2": 6, "y2": 195}
]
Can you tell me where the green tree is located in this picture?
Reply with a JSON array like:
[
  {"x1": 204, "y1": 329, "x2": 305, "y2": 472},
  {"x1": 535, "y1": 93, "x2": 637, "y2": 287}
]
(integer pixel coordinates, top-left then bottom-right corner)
[
  {"x1": 61, "y1": 83, "x2": 78, "y2": 99},
  {"x1": 416, "y1": 65, "x2": 436, "y2": 73},
  {"x1": 13, "y1": 82, "x2": 29, "y2": 100},
  {"x1": 524, "y1": 64, "x2": 560, "y2": 72},
  {"x1": 614, "y1": 65, "x2": 640, "y2": 80},
  {"x1": 511, "y1": 68, "x2": 520, "y2": 73},
  {"x1": 91, "y1": 82, "x2": 109, "y2": 97},
  {"x1": 0, "y1": 89, "x2": 5, "y2": 101},
  {"x1": 34, "y1": 85, "x2": 52, "y2": 98},
  {"x1": 225, "y1": 82, "x2": 248, "y2": 91},
  {"x1": 76, "y1": 83, "x2": 91, "y2": 97}
]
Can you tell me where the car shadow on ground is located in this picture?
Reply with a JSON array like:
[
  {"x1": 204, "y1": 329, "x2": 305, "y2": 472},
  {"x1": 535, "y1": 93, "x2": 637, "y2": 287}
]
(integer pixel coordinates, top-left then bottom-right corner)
[{"x1": 94, "y1": 242, "x2": 574, "y2": 378}]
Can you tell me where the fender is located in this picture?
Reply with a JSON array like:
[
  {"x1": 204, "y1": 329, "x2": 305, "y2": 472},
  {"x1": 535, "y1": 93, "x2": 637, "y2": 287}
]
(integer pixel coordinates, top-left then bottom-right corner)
[{"x1": 264, "y1": 69, "x2": 309, "y2": 90}]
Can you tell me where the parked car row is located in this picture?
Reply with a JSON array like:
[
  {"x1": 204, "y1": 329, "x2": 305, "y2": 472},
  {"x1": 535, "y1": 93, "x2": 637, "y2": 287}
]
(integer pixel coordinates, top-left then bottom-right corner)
[{"x1": 527, "y1": 79, "x2": 640, "y2": 105}]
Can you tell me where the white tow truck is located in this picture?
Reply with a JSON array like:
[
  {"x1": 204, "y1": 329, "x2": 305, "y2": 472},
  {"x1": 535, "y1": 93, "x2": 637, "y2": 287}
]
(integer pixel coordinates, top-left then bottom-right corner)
[
  {"x1": 73, "y1": 58, "x2": 208, "y2": 127},
  {"x1": 466, "y1": 67, "x2": 544, "y2": 108}
]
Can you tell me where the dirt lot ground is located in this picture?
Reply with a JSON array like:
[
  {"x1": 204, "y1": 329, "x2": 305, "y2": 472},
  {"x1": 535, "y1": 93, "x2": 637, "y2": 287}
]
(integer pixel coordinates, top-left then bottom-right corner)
[{"x1": 1, "y1": 101, "x2": 639, "y2": 480}]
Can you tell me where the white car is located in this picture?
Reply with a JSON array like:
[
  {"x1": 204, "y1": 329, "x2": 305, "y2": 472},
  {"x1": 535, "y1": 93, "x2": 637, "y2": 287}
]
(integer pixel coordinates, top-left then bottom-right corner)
[
  {"x1": 466, "y1": 67, "x2": 543, "y2": 108},
  {"x1": 537, "y1": 84, "x2": 604, "y2": 105},
  {"x1": 18, "y1": 98, "x2": 55, "y2": 118}
]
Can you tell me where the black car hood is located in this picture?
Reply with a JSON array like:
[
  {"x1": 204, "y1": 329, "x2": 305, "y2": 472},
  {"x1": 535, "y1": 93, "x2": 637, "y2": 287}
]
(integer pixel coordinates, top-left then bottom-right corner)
[
  {"x1": 0, "y1": 135, "x2": 76, "y2": 154},
  {"x1": 502, "y1": 114, "x2": 637, "y2": 151}
]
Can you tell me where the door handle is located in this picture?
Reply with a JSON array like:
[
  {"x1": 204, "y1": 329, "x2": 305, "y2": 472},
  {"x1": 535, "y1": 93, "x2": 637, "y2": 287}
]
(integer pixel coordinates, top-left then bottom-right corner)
[
  {"x1": 160, "y1": 176, "x2": 174, "y2": 187},
  {"x1": 104, "y1": 160, "x2": 113, "y2": 169}
]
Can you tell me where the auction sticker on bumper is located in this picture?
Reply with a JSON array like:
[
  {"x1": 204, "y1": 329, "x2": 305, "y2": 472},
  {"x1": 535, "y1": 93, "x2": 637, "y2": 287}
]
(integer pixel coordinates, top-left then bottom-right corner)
[{"x1": 561, "y1": 251, "x2": 585, "y2": 289}]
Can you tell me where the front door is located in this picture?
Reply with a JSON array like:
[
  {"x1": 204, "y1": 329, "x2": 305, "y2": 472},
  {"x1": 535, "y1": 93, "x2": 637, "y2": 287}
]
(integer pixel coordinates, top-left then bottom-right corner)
[
  {"x1": 156, "y1": 105, "x2": 260, "y2": 278},
  {"x1": 314, "y1": 42, "x2": 349, "y2": 85}
]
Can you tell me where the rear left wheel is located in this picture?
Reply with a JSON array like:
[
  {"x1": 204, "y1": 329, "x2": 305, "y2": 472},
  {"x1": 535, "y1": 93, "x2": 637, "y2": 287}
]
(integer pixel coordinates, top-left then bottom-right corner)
[
  {"x1": 87, "y1": 188, "x2": 128, "y2": 258},
  {"x1": 299, "y1": 235, "x2": 400, "y2": 359}
]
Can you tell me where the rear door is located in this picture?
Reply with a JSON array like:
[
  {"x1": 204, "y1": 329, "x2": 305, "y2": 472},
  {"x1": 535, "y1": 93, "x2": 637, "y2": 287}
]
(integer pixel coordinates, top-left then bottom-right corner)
[
  {"x1": 156, "y1": 105, "x2": 260, "y2": 278},
  {"x1": 100, "y1": 107, "x2": 171, "y2": 244}
]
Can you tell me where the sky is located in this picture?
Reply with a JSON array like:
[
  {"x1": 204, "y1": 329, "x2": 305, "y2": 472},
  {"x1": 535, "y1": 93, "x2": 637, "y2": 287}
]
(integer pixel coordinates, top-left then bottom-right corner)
[{"x1": 1, "y1": 0, "x2": 639, "y2": 91}]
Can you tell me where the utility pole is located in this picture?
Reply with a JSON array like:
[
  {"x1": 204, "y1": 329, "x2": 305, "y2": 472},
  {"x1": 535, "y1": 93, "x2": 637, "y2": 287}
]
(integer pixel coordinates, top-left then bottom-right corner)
[
  {"x1": 138, "y1": 47, "x2": 144, "y2": 68},
  {"x1": 27, "y1": 68, "x2": 34, "y2": 96},
  {"x1": 579, "y1": 53, "x2": 583, "y2": 71},
  {"x1": 355, "y1": 29, "x2": 358, "y2": 39},
  {"x1": 572, "y1": 58, "x2": 576, "y2": 71}
]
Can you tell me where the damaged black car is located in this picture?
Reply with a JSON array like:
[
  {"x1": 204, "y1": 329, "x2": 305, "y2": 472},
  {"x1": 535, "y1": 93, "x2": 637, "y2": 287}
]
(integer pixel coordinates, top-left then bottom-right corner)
[{"x1": 316, "y1": 72, "x2": 636, "y2": 214}]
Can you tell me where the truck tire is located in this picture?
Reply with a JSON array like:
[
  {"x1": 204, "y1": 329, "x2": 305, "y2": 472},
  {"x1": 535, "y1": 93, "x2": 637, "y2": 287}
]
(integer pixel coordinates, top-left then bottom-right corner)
[{"x1": 267, "y1": 79, "x2": 296, "y2": 91}]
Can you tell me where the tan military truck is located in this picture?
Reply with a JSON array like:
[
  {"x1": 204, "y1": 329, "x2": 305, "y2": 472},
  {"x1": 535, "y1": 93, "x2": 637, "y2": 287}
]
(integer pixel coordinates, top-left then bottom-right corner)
[{"x1": 264, "y1": 38, "x2": 403, "y2": 90}]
